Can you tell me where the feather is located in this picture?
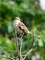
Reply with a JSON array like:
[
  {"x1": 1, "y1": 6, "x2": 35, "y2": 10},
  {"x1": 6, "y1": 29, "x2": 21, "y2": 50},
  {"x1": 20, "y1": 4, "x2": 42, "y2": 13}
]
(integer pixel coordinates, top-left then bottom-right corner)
[{"x1": 18, "y1": 22, "x2": 29, "y2": 35}]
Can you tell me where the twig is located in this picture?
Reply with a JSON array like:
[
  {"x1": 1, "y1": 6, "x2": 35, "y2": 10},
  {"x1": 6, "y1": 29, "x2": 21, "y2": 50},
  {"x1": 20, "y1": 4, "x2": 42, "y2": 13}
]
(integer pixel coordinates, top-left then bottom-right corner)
[
  {"x1": 14, "y1": 31, "x2": 19, "y2": 54},
  {"x1": 30, "y1": 31, "x2": 34, "y2": 49},
  {"x1": 0, "y1": 46, "x2": 15, "y2": 60},
  {"x1": 19, "y1": 38, "x2": 23, "y2": 60},
  {"x1": 23, "y1": 47, "x2": 37, "y2": 60},
  {"x1": 0, "y1": 55, "x2": 18, "y2": 59},
  {"x1": 0, "y1": 55, "x2": 11, "y2": 59},
  {"x1": 14, "y1": 31, "x2": 17, "y2": 51},
  {"x1": 17, "y1": 35, "x2": 23, "y2": 60},
  {"x1": 30, "y1": 32, "x2": 40, "y2": 39},
  {"x1": 30, "y1": 36, "x2": 34, "y2": 49},
  {"x1": 14, "y1": 29, "x2": 39, "y2": 60},
  {"x1": 20, "y1": 35, "x2": 23, "y2": 55}
]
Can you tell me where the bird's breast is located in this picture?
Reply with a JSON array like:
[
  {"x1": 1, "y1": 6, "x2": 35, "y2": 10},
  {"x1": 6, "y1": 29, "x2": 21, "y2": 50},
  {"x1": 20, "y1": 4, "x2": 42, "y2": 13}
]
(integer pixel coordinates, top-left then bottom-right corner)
[
  {"x1": 13, "y1": 20, "x2": 23, "y2": 34},
  {"x1": 13, "y1": 20, "x2": 20, "y2": 28}
]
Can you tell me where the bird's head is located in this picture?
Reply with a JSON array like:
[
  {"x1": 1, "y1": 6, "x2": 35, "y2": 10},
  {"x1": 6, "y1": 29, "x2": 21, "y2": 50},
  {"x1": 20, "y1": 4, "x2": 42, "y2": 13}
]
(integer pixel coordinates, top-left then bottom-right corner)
[{"x1": 15, "y1": 17, "x2": 20, "y2": 21}]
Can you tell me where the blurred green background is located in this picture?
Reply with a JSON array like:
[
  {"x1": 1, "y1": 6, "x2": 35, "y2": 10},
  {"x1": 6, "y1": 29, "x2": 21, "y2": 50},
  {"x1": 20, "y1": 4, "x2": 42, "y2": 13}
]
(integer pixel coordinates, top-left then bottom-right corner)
[{"x1": 0, "y1": 0, "x2": 45, "y2": 60}]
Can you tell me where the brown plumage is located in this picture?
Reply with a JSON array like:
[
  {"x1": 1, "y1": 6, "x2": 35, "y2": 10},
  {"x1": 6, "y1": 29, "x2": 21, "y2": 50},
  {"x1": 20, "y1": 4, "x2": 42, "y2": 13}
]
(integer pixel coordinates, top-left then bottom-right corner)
[
  {"x1": 13, "y1": 17, "x2": 30, "y2": 35},
  {"x1": 13, "y1": 17, "x2": 40, "y2": 39},
  {"x1": 18, "y1": 22, "x2": 29, "y2": 35}
]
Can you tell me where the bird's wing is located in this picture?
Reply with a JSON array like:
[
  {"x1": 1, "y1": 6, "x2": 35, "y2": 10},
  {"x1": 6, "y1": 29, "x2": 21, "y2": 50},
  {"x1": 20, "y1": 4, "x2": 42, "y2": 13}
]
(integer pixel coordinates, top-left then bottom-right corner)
[{"x1": 18, "y1": 21, "x2": 29, "y2": 34}]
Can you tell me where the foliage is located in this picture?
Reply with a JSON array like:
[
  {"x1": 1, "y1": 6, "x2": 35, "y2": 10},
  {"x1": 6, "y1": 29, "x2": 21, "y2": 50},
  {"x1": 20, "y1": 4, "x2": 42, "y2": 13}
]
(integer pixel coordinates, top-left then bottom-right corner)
[{"x1": 0, "y1": 0, "x2": 45, "y2": 60}]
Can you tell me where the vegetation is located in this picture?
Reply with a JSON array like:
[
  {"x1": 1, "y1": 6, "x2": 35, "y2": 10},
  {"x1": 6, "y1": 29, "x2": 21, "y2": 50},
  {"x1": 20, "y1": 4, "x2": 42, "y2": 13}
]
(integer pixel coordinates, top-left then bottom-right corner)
[{"x1": 0, "y1": 0, "x2": 45, "y2": 60}]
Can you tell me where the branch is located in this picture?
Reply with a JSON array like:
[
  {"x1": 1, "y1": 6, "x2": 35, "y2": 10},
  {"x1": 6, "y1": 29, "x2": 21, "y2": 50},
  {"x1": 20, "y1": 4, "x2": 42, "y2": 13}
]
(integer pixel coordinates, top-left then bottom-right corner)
[
  {"x1": 0, "y1": 55, "x2": 11, "y2": 59},
  {"x1": 17, "y1": 36, "x2": 23, "y2": 60},
  {"x1": 0, "y1": 46, "x2": 15, "y2": 60},
  {"x1": 30, "y1": 32, "x2": 40, "y2": 39},
  {"x1": 30, "y1": 30, "x2": 35, "y2": 49},
  {"x1": 19, "y1": 38, "x2": 23, "y2": 60},
  {"x1": 14, "y1": 31, "x2": 20, "y2": 53},
  {"x1": 23, "y1": 47, "x2": 37, "y2": 60},
  {"x1": 13, "y1": 29, "x2": 38, "y2": 60},
  {"x1": 0, "y1": 55, "x2": 18, "y2": 60}
]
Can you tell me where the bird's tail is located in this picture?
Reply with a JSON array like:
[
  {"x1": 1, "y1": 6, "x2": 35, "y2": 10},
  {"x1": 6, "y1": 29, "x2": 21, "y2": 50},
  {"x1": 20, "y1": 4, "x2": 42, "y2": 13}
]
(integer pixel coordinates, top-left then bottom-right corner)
[{"x1": 28, "y1": 31, "x2": 40, "y2": 39}]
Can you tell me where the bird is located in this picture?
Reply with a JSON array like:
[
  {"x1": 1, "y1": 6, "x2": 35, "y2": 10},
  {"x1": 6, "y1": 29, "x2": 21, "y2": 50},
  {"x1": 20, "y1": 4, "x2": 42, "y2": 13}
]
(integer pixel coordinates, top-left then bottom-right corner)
[{"x1": 13, "y1": 17, "x2": 40, "y2": 39}]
